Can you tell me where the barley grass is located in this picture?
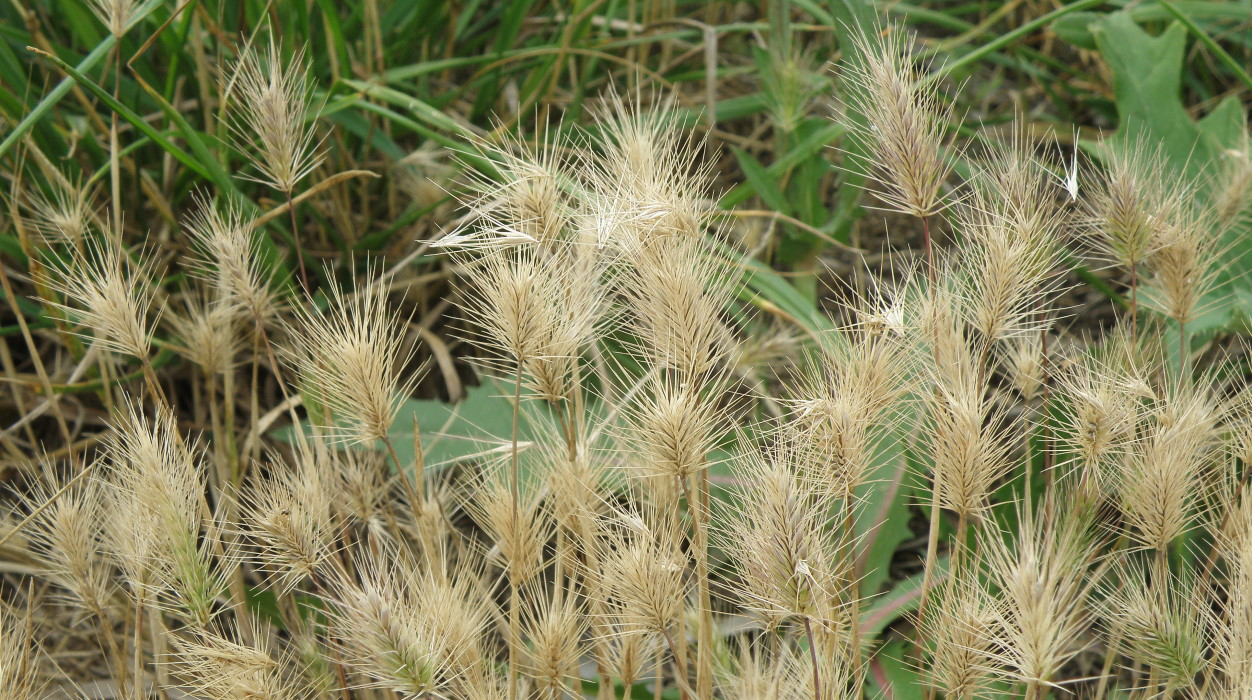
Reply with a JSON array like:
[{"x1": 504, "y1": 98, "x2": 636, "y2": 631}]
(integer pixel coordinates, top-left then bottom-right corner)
[{"x1": 3, "y1": 8, "x2": 1252, "y2": 700}]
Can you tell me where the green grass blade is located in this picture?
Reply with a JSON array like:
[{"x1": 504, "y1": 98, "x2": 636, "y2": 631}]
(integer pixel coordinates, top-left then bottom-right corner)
[{"x1": 0, "y1": 36, "x2": 116, "y2": 163}]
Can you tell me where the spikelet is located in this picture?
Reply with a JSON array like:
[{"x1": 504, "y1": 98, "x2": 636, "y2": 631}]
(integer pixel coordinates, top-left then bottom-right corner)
[
  {"x1": 591, "y1": 606, "x2": 657, "y2": 691},
  {"x1": 0, "y1": 604, "x2": 41, "y2": 700},
  {"x1": 459, "y1": 457, "x2": 549, "y2": 589},
  {"x1": 785, "y1": 328, "x2": 913, "y2": 498},
  {"x1": 1053, "y1": 342, "x2": 1147, "y2": 486},
  {"x1": 183, "y1": 194, "x2": 277, "y2": 323},
  {"x1": 459, "y1": 246, "x2": 567, "y2": 368},
  {"x1": 331, "y1": 449, "x2": 389, "y2": 530},
  {"x1": 24, "y1": 177, "x2": 94, "y2": 247},
  {"x1": 169, "y1": 624, "x2": 299, "y2": 700},
  {"x1": 40, "y1": 232, "x2": 158, "y2": 358},
  {"x1": 955, "y1": 124, "x2": 1067, "y2": 344},
  {"x1": 590, "y1": 90, "x2": 709, "y2": 248},
  {"x1": 923, "y1": 339, "x2": 1015, "y2": 520},
  {"x1": 1116, "y1": 377, "x2": 1219, "y2": 552},
  {"x1": 240, "y1": 448, "x2": 336, "y2": 593},
  {"x1": 619, "y1": 234, "x2": 736, "y2": 380},
  {"x1": 982, "y1": 497, "x2": 1101, "y2": 691},
  {"x1": 1083, "y1": 138, "x2": 1185, "y2": 273},
  {"x1": 595, "y1": 506, "x2": 689, "y2": 636},
  {"x1": 620, "y1": 371, "x2": 727, "y2": 486},
  {"x1": 1141, "y1": 195, "x2": 1221, "y2": 329},
  {"x1": 282, "y1": 270, "x2": 417, "y2": 445},
  {"x1": 447, "y1": 122, "x2": 574, "y2": 251},
  {"x1": 1101, "y1": 555, "x2": 1211, "y2": 694},
  {"x1": 19, "y1": 461, "x2": 116, "y2": 617},
  {"x1": 920, "y1": 574, "x2": 996, "y2": 699},
  {"x1": 520, "y1": 588, "x2": 587, "y2": 696},
  {"x1": 226, "y1": 37, "x2": 324, "y2": 194},
  {"x1": 325, "y1": 556, "x2": 487, "y2": 697},
  {"x1": 717, "y1": 440, "x2": 844, "y2": 630},
  {"x1": 1000, "y1": 334, "x2": 1046, "y2": 401},
  {"x1": 88, "y1": 0, "x2": 139, "y2": 36},
  {"x1": 454, "y1": 239, "x2": 606, "y2": 406},
  {"x1": 167, "y1": 288, "x2": 244, "y2": 375},
  {"x1": 840, "y1": 26, "x2": 956, "y2": 219},
  {"x1": 103, "y1": 402, "x2": 223, "y2": 627},
  {"x1": 1219, "y1": 496, "x2": 1252, "y2": 694}
]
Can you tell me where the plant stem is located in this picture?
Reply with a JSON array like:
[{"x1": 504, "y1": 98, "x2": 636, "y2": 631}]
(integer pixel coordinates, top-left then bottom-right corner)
[
  {"x1": 286, "y1": 190, "x2": 311, "y2": 295},
  {"x1": 110, "y1": 44, "x2": 121, "y2": 242},
  {"x1": 804, "y1": 616, "x2": 822, "y2": 700},
  {"x1": 921, "y1": 214, "x2": 935, "y2": 288},
  {"x1": 914, "y1": 478, "x2": 943, "y2": 660},
  {"x1": 1130, "y1": 265, "x2": 1138, "y2": 341},
  {"x1": 508, "y1": 359, "x2": 524, "y2": 700},
  {"x1": 693, "y1": 467, "x2": 713, "y2": 700}
]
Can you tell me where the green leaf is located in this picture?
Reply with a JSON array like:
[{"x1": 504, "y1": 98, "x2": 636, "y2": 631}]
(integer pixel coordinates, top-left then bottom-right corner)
[
  {"x1": 272, "y1": 381, "x2": 551, "y2": 476},
  {"x1": 387, "y1": 381, "x2": 553, "y2": 471},
  {"x1": 1051, "y1": 12, "x2": 1102, "y2": 50},
  {"x1": 860, "y1": 556, "x2": 945, "y2": 641},
  {"x1": 869, "y1": 640, "x2": 925, "y2": 700},
  {"x1": 854, "y1": 432, "x2": 915, "y2": 597},
  {"x1": 1092, "y1": 11, "x2": 1252, "y2": 333},
  {"x1": 0, "y1": 36, "x2": 116, "y2": 163},
  {"x1": 731, "y1": 146, "x2": 792, "y2": 215}
]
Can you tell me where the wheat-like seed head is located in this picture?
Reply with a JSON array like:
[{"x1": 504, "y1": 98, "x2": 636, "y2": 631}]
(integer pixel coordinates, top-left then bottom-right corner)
[
  {"x1": 620, "y1": 372, "x2": 727, "y2": 485},
  {"x1": 0, "y1": 604, "x2": 40, "y2": 700},
  {"x1": 718, "y1": 441, "x2": 844, "y2": 628},
  {"x1": 920, "y1": 573, "x2": 996, "y2": 699},
  {"x1": 595, "y1": 506, "x2": 689, "y2": 635},
  {"x1": 282, "y1": 270, "x2": 418, "y2": 445},
  {"x1": 620, "y1": 235, "x2": 736, "y2": 380},
  {"x1": 1000, "y1": 334, "x2": 1046, "y2": 401},
  {"x1": 924, "y1": 343, "x2": 1015, "y2": 520},
  {"x1": 1117, "y1": 377, "x2": 1219, "y2": 552},
  {"x1": 240, "y1": 448, "x2": 336, "y2": 593},
  {"x1": 1214, "y1": 144, "x2": 1252, "y2": 230},
  {"x1": 1142, "y1": 197, "x2": 1221, "y2": 327},
  {"x1": 840, "y1": 26, "x2": 956, "y2": 219},
  {"x1": 24, "y1": 177, "x2": 94, "y2": 247},
  {"x1": 169, "y1": 624, "x2": 298, "y2": 700},
  {"x1": 103, "y1": 403, "x2": 223, "y2": 626},
  {"x1": 331, "y1": 449, "x2": 389, "y2": 529},
  {"x1": 18, "y1": 462, "x2": 116, "y2": 617},
  {"x1": 1101, "y1": 555, "x2": 1212, "y2": 693},
  {"x1": 786, "y1": 334, "x2": 913, "y2": 498},
  {"x1": 1083, "y1": 138, "x2": 1184, "y2": 272},
  {"x1": 183, "y1": 194, "x2": 278, "y2": 324},
  {"x1": 1054, "y1": 350, "x2": 1144, "y2": 486},
  {"x1": 87, "y1": 0, "x2": 139, "y2": 36},
  {"x1": 982, "y1": 497, "x2": 1102, "y2": 690},
  {"x1": 459, "y1": 459, "x2": 549, "y2": 588},
  {"x1": 460, "y1": 246, "x2": 566, "y2": 365},
  {"x1": 167, "y1": 288, "x2": 244, "y2": 375},
  {"x1": 520, "y1": 586, "x2": 587, "y2": 695},
  {"x1": 956, "y1": 127, "x2": 1067, "y2": 344},
  {"x1": 40, "y1": 231, "x2": 158, "y2": 358},
  {"x1": 589, "y1": 89, "x2": 709, "y2": 248},
  {"x1": 326, "y1": 557, "x2": 487, "y2": 697},
  {"x1": 448, "y1": 123, "x2": 576, "y2": 251},
  {"x1": 226, "y1": 37, "x2": 325, "y2": 194}
]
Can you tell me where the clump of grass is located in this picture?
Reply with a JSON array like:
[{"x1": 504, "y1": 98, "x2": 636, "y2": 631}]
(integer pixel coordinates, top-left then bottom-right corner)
[{"x1": 3, "y1": 8, "x2": 1252, "y2": 700}]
